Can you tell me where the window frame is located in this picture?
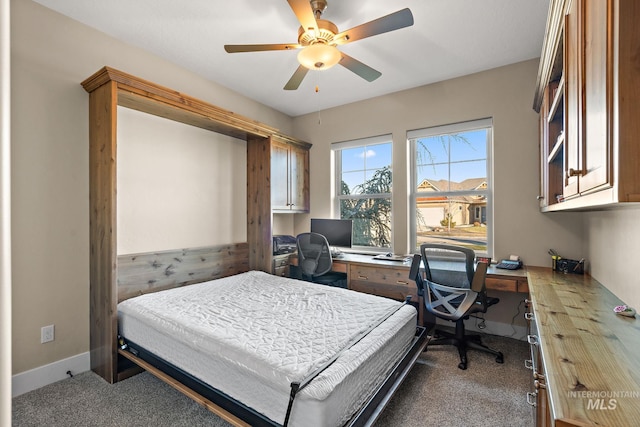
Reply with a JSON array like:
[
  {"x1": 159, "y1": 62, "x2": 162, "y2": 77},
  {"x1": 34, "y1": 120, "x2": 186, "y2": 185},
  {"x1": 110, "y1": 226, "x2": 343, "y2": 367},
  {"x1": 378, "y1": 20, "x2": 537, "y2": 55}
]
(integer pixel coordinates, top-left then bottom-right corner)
[
  {"x1": 332, "y1": 134, "x2": 393, "y2": 252},
  {"x1": 408, "y1": 118, "x2": 493, "y2": 257}
]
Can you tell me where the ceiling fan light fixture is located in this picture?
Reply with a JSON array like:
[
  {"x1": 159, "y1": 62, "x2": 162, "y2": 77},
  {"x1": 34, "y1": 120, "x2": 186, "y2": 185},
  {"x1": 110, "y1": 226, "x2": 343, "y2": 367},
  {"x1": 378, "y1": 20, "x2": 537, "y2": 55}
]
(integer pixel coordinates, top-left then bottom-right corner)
[{"x1": 297, "y1": 43, "x2": 341, "y2": 70}]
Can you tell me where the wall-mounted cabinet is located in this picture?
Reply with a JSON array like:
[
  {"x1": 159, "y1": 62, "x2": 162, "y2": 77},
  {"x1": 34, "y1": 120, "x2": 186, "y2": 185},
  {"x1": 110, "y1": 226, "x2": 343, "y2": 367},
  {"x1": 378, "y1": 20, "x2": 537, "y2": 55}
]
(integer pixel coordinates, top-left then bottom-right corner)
[
  {"x1": 271, "y1": 137, "x2": 310, "y2": 213},
  {"x1": 534, "y1": 0, "x2": 640, "y2": 211}
]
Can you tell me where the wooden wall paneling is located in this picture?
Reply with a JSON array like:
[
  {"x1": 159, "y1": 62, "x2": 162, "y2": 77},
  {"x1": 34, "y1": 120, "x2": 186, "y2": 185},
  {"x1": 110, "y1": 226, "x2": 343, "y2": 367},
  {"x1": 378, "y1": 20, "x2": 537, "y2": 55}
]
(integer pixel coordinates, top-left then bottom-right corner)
[
  {"x1": 246, "y1": 136, "x2": 273, "y2": 272},
  {"x1": 88, "y1": 81, "x2": 119, "y2": 384},
  {"x1": 82, "y1": 67, "x2": 279, "y2": 140},
  {"x1": 117, "y1": 244, "x2": 250, "y2": 301}
]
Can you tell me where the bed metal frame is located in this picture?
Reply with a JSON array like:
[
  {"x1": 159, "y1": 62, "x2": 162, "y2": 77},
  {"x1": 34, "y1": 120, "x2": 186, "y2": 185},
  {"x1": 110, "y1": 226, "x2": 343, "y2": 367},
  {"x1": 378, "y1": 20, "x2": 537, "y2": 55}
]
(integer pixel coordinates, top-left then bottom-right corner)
[{"x1": 119, "y1": 325, "x2": 427, "y2": 427}]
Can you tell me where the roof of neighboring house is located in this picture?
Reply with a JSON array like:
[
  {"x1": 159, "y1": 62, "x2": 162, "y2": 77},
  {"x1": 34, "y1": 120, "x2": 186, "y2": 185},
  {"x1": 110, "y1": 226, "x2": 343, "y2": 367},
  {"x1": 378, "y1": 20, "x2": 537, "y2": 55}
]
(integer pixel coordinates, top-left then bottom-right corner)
[
  {"x1": 417, "y1": 178, "x2": 487, "y2": 192},
  {"x1": 416, "y1": 178, "x2": 487, "y2": 205}
]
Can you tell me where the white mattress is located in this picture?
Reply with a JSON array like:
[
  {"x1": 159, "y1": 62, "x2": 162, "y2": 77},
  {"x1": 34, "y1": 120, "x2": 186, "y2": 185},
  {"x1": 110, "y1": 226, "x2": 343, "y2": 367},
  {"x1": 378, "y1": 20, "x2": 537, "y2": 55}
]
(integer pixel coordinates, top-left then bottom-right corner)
[{"x1": 118, "y1": 270, "x2": 417, "y2": 426}]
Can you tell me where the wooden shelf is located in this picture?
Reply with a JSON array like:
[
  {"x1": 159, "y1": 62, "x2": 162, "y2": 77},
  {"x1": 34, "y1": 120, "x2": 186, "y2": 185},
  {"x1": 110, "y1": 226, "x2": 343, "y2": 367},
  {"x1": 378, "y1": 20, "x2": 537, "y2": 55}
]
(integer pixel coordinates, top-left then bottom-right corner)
[
  {"x1": 547, "y1": 76, "x2": 564, "y2": 123},
  {"x1": 547, "y1": 131, "x2": 564, "y2": 163}
]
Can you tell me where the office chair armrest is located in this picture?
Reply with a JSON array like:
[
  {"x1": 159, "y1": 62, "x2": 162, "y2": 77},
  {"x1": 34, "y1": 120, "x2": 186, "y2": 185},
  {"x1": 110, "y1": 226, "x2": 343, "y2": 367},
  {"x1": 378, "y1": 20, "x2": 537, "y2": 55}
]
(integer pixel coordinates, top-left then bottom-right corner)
[
  {"x1": 408, "y1": 254, "x2": 424, "y2": 296},
  {"x1": 470, "y1": 261, "x2": 488, "y2": 293}
]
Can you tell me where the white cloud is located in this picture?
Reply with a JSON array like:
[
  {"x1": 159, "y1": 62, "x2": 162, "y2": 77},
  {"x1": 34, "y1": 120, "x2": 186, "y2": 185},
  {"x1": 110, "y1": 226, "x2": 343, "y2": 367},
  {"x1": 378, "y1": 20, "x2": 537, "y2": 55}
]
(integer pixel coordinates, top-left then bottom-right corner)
[{"x1": 358, "y1": 149, "x2": 376, "y2": 158}]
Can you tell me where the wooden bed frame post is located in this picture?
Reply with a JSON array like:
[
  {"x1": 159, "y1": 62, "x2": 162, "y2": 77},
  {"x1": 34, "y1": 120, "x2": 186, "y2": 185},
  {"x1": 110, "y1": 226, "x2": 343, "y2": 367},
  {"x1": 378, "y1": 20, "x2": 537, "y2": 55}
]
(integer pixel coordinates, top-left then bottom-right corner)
[
  {"x1": 88, "y1": 80, "x2": 119, "y2": 384},
  {"x1": 247, "y1": 136, "x2": 273, "y2": 273}
]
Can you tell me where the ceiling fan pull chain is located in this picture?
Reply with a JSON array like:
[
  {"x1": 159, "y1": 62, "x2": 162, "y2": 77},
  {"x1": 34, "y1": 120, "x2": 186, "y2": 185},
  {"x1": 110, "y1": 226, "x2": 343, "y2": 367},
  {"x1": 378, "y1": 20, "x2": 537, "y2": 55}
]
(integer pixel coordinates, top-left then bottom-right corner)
[{"x1": 315, "y1": 73, "x2": 322, "y2": 125}]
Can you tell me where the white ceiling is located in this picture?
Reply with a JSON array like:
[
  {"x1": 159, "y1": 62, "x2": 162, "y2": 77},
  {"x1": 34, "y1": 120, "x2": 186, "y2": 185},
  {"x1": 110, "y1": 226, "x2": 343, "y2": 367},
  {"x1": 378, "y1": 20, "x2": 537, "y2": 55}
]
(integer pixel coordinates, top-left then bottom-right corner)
[{"x1": 33, "y1": 0, "x2": 550, "y2": 117}]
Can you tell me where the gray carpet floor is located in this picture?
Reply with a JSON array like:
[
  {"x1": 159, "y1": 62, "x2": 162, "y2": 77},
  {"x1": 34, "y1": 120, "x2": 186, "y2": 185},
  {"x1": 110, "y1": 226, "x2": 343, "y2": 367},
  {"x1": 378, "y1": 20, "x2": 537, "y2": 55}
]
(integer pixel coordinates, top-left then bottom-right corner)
[{"x1": 12, "y1": 334, "x2": 533, "y2": 427}]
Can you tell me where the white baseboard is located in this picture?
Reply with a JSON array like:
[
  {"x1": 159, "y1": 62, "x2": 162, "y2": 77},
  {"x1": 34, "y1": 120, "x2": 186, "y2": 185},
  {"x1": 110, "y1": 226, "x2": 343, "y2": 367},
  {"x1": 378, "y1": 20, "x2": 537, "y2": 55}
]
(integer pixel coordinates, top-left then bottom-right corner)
[{"x1": 12, "y1": 352, "x2": 90, "y2": 397}]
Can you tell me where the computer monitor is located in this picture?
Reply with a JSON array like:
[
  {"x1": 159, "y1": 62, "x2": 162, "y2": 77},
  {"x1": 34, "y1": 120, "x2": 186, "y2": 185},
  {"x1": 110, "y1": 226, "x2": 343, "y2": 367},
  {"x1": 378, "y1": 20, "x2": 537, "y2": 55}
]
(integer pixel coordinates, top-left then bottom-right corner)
[{"x1": 310, "y1": 218, "x2": 353, "y2": 249}]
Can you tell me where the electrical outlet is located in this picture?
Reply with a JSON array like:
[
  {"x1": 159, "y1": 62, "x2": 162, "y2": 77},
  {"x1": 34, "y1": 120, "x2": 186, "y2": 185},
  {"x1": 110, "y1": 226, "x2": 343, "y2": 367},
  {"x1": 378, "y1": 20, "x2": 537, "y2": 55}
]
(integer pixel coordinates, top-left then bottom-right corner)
[{"x1": 41, "y1": 325, "x2": 54, "y2": 343}]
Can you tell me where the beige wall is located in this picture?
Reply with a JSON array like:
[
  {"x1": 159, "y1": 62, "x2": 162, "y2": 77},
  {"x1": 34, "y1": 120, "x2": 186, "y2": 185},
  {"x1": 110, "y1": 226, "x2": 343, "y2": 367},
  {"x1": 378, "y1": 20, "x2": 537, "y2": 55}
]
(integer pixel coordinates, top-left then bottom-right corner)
[
  {"x1": 292, "y1": 60, "x2": 586, "y2": 336},
  {"x1": 12, "y1": 0, "x2": 639, "y2": 377},
  {"x1": 292, "y1": 58, "x2": 640, "y2": 333},
  {"x1": 584, "y1": 207, "x2": 640, "y2": 310},
  {"x1": 292, "y1": 59, "x2": 584, "y2": 266},
  {"x1": 10, "y1": 0, "x2": 293, "y2": 374},
  {"x1": 117, "y1": 107, "x2": 247, "y2": 254}
]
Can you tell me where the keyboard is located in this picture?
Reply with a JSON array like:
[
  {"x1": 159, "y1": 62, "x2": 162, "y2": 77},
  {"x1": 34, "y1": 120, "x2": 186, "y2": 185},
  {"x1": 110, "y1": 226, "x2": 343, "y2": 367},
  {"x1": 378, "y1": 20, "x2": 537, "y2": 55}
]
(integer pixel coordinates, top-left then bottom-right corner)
[{"x1": 495, "y1": 260, "x2": 521, "y2": 270}]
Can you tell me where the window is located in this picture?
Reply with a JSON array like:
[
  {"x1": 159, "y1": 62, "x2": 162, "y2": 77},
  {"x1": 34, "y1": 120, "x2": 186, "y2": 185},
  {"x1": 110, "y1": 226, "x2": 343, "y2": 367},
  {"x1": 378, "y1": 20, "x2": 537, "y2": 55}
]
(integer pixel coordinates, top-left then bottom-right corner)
[
  {"x1": 409, "y1": 119, "x2": 492, "y2": 255},
  {"x1": 333, "y1": 135, "x2": 392, "y2": 250}
]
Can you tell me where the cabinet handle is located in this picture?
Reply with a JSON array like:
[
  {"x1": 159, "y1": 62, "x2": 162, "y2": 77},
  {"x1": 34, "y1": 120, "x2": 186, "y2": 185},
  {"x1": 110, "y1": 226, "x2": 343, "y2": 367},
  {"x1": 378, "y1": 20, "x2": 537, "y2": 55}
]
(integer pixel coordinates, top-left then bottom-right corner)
[
  {"x1": 536, "y1": 195, "x2": 544, "y2": 200},
  {"x1": 524, "y1": 359, "x2": 534, "y2": 370},
  {"x1": 396, "y1": 280, "x2": 409, "y2": 285},
  {"x1": 567, "y1": 168, "x2": 584, "y2": 177},
  {"x1": 534, "y1": 371, "x2": 545, "y2": 381},
  {"x1": 526, "y1": 392, "x2": 538, "y2": 407},
  {"x1": 357, "y1": 275, "x2": 368, "y2": 280},
  {"x1": 524, "y1": 312, "x2": 534, "y2": 321},
  {"x1": 527, "y1": 335, "x2": 539, "y2": 346}
]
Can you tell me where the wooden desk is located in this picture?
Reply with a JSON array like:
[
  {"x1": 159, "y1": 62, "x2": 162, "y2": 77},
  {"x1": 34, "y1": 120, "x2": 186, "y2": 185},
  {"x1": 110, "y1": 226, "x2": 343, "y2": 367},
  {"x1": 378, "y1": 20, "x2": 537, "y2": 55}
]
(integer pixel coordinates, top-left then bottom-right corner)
[
  {"x1": 526, "y1": 267, "x2": 640, "y2": 426},
  {"x1": 289, "y1": 253, "x2": 529, "y2": 326},
  {"x1": 290, "y1": 253, "x2": 528, "y2": 291}
]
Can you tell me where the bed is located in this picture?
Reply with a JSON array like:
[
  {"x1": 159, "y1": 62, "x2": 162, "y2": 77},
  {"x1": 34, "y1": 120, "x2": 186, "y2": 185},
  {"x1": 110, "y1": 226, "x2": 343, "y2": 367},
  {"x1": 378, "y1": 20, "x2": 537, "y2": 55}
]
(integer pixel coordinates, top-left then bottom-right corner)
[{"x1": 117, "y1": 270, "x2": 426, "y2": 426}]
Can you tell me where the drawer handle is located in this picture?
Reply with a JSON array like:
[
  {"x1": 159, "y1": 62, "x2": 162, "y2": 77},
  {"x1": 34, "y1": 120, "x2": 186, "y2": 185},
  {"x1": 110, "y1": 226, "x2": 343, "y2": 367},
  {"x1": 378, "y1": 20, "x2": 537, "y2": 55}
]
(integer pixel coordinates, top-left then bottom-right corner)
[
  {"x1": 396, "y1": 280, "x2": 409, "y2": 285},
  {"x1": 526, "y1": 392, "x2": 537, "y2": 407},
  {"x1": 524, "y1": 312, "x2": 534, "y2": 321},
  {"x1": 527, "y1": 335, "x2": 539, "y2": 346},
  {"x1": 534, "y1": 379, "x2": 546, "y2": 390},
  {"x1": 357, "y1": 275, "x2": 368, "y2": 280},
  {"x1": 534, "y1": 371, "x2": 545, "y2": 381},
  {"x1": 524, "y1": 359, "x2": 533, "y2": 370}
]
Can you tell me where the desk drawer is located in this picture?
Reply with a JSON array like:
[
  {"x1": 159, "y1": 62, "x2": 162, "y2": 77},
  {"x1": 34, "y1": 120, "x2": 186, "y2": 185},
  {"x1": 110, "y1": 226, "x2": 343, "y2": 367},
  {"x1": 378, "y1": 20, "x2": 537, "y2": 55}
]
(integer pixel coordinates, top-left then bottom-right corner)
[
  {"x1": 485, "y1": 276, "x2": 529, "y2": 293},
  {"x1": 272, "y1": 254, "x2": 291, "y2": 277},
  {"x1": 349, "y1": 265, "x2": 416, "y2": 302},
  {"x1": 485, "y1": 277, "x2": 518, "y2": 292}
]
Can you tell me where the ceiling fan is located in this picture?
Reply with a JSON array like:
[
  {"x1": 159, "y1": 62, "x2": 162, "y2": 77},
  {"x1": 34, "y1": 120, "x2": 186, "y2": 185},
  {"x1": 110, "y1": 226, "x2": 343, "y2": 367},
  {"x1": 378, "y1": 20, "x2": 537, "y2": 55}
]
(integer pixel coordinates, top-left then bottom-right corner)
[{"x1": 224, "y1": 0, "x2": 414, "y2": 90}]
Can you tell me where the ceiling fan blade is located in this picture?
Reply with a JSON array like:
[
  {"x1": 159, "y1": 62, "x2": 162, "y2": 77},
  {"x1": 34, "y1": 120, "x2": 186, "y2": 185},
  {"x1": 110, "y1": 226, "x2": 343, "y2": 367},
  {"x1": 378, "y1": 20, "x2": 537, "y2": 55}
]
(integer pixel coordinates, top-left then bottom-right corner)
[
  {"x1": 339, "y1": 53, "x2": 382, "y2": 82},
  {"x1": 224, "y1": 43, "x2": 301, "y2": 53},
  {"x1": 287, "y1": 0, "x2": 319, "y2": 35},
  {"x1": 334, "y1": 8, "x2": 414, "y2": 45},
  {"x1": 284, "y1": 65, "x2": 309, "y2": 90}
]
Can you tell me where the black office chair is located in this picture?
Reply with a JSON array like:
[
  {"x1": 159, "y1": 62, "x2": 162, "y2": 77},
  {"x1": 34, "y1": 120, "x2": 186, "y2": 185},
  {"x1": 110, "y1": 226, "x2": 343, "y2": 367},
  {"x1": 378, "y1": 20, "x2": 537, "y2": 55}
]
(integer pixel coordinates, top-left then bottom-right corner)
[
  {"x1": 409, "y1": 243, "x2": 503, "y2": 370},
  {"x1": 296, "y1": 232, "x2": 348, "y2": 288}
]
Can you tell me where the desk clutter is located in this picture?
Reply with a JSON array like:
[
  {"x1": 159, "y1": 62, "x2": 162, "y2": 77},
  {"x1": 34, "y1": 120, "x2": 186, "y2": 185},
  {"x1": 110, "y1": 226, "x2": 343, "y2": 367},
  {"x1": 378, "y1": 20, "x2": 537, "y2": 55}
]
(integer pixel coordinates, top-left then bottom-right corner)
[
  {"x1": 548, "y1": 249, "x2": 585, "y2": 274},
  {"x1": 372, "y1": 253, "x2": 412, "y2": 262}
]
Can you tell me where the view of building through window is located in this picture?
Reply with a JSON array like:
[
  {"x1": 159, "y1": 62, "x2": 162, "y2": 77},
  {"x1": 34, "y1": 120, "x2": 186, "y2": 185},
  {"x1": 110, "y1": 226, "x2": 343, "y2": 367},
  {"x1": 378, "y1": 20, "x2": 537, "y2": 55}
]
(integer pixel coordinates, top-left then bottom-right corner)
[
  {"x1": 411, "y1": 120, "x2": 491, "y2": 255},
  {"x1": 334, "y1": 137, "x2": 392, "y2": 249}
]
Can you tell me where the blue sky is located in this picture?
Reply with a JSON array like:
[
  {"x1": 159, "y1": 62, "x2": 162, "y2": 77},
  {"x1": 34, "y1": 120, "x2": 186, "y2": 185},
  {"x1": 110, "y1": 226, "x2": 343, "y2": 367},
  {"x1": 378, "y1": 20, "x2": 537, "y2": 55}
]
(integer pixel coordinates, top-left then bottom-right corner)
[
  {"x1": 340, "y1": 142, "x2": 392, "y2": 193},
  {"x1": 415, "y1": 129, "x2": 488, "y2": 186},
  {"x1": 339, "y1": 129, "x2": 488, "y2": 193}
]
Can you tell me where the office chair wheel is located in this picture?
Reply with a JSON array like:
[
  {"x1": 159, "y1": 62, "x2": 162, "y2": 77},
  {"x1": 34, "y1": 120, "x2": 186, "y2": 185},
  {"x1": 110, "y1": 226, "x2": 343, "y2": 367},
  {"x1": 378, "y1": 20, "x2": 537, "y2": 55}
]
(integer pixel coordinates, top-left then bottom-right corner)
[
  {"x1": 496, "y1": 352, "x2": 504, "y2": 364},
  {"x1": 458, "y1": 361, "x2": 467, "y2": 370}
]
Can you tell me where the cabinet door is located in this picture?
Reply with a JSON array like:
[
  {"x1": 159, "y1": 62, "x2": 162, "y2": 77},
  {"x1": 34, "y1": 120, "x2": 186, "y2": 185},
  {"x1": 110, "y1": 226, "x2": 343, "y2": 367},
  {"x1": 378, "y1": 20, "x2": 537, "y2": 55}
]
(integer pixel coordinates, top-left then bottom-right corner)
[
  {"x1": 580, "y1": 0, "x2": 612, "y2": 193},
  {"x1": 289, "y1": 144, "x2": 310, "y2": 212},
  {"x1": 271, "y1": 140, "x2": 290, "y2": 210},
  {"x1": 563, "y1": 0, "x2": 581, "y2": 198}
]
